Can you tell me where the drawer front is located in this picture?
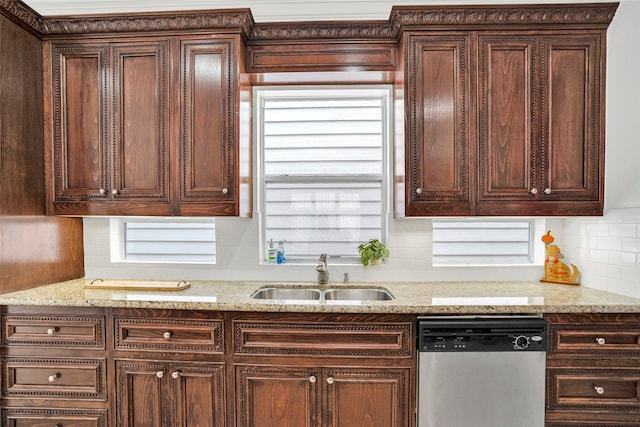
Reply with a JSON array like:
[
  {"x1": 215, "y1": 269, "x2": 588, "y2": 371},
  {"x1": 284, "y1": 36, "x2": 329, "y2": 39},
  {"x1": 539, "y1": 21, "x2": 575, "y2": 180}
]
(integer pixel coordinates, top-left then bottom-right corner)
[
  {"x1": 114, "y1": 317, "x2": 223, "y2": 353},
  {"x1": 234, "y1": 320, "x2": 412, "y2": 356},
  {"x1": 549, "y1": 328, "x2": 640, "y2": 355},
  {"x1": 2, "y1": 315, "x2": 104, "y2": 348},
  {"x1": 3, "y1": 358, "x2": 106, "y2": 400},
  {"x1": 2, "y1": 408, "x2": 107, "y2": 427},
  {"x1": 547, "y1": 368, "x2": 640, "y2": 411}
]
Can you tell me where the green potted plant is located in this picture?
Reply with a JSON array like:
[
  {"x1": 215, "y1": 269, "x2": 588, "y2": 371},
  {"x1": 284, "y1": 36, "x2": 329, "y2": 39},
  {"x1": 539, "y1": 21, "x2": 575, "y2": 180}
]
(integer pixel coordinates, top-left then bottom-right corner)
[{"x1": 357, "y1": 239, "x2": 389, "y2": 266}]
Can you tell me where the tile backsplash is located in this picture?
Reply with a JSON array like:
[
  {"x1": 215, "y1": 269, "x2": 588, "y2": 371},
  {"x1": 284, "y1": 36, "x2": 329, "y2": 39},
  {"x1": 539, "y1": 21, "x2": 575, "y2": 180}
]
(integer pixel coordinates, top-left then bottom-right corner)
[
  {"x1": 563, "y1": 208, "x2": 640, "y2": 298},
  {"x1": 83, "y1": 208, "x2": 640, "y2": 298}
]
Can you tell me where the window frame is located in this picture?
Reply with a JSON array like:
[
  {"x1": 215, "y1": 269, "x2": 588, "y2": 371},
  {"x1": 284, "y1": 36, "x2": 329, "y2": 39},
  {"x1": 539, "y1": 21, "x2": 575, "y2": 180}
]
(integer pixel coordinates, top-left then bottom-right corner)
[{"x1": 253, "y1": 85, "x2": 393, "y2": 264}]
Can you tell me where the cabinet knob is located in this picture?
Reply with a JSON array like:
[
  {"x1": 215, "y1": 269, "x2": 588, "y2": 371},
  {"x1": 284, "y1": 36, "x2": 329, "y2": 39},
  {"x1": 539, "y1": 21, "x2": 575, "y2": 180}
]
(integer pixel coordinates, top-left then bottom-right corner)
[
  {"x1": 48, "y1": 373, "x2": 60, "y2": 382},
  {"x1": 530, "y1": 188, "x2": 538, "y2": 195},
  {"x1": 222, "y1": 188, "x2": 229, "y2": 195},
  {"x1": 112, "y1": 189, "x2": 119, "y2": 196},
  {"x1": 99, "y1": 188, "x2": 106, "y2": 194},
  {"x1": 544, "y1": 188, "x2": 552, "y2": 195},
  {"x1": 156, "y1": 371, "x2": 164, "y2": 379},
  {"x1": 172, "y1": 371, "x2": 180, "y2": 379},
  {"x1": 594, "y1": 386, "x2": 605, "y2": 395},
  {"x1": 596, "y1": 337, "x2": 606, "y2": 345},
  {"x1": 47, "y1": 327, "x2": 56, "y2": 336},
  {"x1": 163, "y1": 331, "x2": 172, "y2": 339},
  {"x1": 309, "y1": 375, "x2": 316, "y2": 383},
  {"x1": 326, "y1": 377, "x2": 335, "y2": 385},
  {"x1": 415, "y1": 188, "x2": 423, "y2": 195}
]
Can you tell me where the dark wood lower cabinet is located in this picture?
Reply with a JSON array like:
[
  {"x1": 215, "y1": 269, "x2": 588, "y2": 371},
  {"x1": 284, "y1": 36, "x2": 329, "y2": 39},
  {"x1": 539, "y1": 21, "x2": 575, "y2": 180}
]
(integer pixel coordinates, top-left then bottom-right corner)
[
  {"x1": 545, "y1": 313, "x2": 640, "y2": 426},
  {"x1": 2, "y1": 408, "x2": 107, "y2": 427},
  {"x1": 236, "y1": 365, "x2": 409, "y2": 427},
  {"x1": 115, "y1": 359, "x2": 226, "y2": 427}
]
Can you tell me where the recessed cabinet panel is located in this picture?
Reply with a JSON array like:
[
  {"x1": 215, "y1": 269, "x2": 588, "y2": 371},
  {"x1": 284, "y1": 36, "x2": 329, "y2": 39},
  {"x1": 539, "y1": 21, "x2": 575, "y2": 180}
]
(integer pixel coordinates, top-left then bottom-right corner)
[
  {"x1": 112, "y1": 42, "x2": 169, "y2": 201},
  {"x1": 542, "y1": 36, "x2": 601, "y2": 201},
  {"x1": 180, "y1": 39, "x2": 235, "y2": 210},
  {"x1": 236, "y1": 365, "x2": 317, "y2": 427},
  {"x1": 406, "y1": 34, "x2": 471, "y2": 216},
  {"x1": 479, "y1": 36, "x2": 536, "y2": 200},
  {"x1": 52, "y1": 44, "x2": 109, "y2": 201}
]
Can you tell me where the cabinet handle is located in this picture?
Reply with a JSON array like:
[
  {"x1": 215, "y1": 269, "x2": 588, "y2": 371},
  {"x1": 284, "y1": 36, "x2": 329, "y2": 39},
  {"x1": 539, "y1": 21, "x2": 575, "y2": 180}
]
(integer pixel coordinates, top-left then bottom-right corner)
[
  {"x1": 222, "y1": 188, "x2": 229, "y2": 195},
  {"x1": 48, "y1": 373, "x2": 60, "y2": 382},
  {"x1": 172, "y1": 371, "x2": 180, "y2": 379},
  {"x1": 415, "y1": 188, "x2": 423, "y2": 195},
  {"x1": 594, "y1": 386, "x2": 605, "y2": 395},
  {"x1": 163, "y1": 331, "x2": 172, "y2": 339},
  {"x1": 156, "y1": 371, "x2": 164, "y2": 379},
  {"x1": 544, "y1": 188, "x2": 552, "y2": 195},
  {"x1": 309, "y1": 375, "x2": 316, "y2": 383},
  {"x1": 112, "y1": 189, "x2": 119, "y2": 196},
  {"x1": 530, "y1": 188, "x2": 538, "y2": 195},
  {"x1": 326, "y1": 377, "x2": 334, "y2": 385},
  {"x1": 47, "y1": 327, "x2": 56, "y2": 336},
  {"x1": 596, "y1": 337, "x2": 606, "y2": 345},
  {"x1": 55, "y1": 424, "x2": 62, "y2": 427},
  {"x1": 99, "y1": 188, "x2": 106, "y2": 194}
]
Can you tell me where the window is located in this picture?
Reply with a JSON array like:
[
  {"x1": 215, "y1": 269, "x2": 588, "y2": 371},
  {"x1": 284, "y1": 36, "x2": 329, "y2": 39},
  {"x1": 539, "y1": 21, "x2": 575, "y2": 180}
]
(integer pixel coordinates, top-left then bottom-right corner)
[
  {"x1": 432, "y1": 219, "x2": 545, "y2": 265},
  {"x1": 255, "y1": 86, "x2": 391, "y2": 263},
  {"x1": 110, "y1": 219, "x2": 216, "y2": 263}
]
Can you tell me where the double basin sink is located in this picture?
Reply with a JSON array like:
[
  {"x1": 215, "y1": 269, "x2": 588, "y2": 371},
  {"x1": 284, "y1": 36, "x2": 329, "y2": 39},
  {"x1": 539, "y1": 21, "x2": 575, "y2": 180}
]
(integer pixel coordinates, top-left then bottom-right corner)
[{"x1": 251, "y1": 286, "x2": 394, "y2": 302}]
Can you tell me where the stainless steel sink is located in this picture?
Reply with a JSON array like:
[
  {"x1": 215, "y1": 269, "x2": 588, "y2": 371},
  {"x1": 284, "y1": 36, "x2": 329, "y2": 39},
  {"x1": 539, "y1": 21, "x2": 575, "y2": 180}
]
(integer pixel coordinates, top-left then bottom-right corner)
[
  {"x1": 324, "y1": 288, "x2": 393, "y2": 301},
  {"x1": 251, "y1": 287, "x2": 321, "y2": 300},
  {"x1": 251, "y1": 286, "x2": 393, "y2": 301}
]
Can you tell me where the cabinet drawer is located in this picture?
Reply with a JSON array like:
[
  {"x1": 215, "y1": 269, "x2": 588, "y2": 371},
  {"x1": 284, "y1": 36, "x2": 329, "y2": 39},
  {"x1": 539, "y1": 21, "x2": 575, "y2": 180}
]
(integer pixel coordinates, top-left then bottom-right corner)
[
  {"x1": 2, "y1": 408, "x2": 107, "y2": 427},
  {"x1": 3, "y1": 358, "x2": 106, "y2": 400},
  {"x1": 114, "y1": 317, "x2": 223, "y2": 353},
  {"x1": 234, "y1": 320, "x2": 412, "y2": 356},
  {"x1": 2, "y1": 315, "x2": 104, "y2": 348},
  {"x1": 547, "y1": 368, "x2": 640, "y2": 411}
]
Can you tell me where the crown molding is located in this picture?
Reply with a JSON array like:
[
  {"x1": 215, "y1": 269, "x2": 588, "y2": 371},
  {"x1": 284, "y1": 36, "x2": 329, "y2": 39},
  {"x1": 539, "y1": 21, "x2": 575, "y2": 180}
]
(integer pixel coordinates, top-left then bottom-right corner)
[{"x1": 1, "y1": 1, "x2": 620, "y2": 40}]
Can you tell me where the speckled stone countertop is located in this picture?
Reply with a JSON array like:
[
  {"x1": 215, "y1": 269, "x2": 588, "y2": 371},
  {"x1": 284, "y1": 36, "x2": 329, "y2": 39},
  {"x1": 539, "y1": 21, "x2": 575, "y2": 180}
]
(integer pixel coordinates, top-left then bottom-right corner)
[{"x1": 1, "y1": 278, "x2": 639, "y2": 314}]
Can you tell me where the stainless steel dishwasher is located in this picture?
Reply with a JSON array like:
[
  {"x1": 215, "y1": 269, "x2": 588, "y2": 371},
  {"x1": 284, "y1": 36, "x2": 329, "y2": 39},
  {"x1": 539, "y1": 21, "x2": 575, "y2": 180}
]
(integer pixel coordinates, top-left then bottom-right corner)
[{"x1": 417, "y1": 316, "x2": 547, "y2": 427}]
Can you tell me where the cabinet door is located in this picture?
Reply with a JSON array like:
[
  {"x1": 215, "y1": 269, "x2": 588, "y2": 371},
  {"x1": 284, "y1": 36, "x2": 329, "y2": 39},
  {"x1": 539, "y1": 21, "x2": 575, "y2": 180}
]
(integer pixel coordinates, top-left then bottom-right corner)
[
  {"x1": 236, "y1": 365, "x2": 318, "y2": 427},
  {"x1": 540, "y1": 34, "x2": 602, "y2": 204},
  {"x1": 323, "y1": 368, "x2": 410, "y2": 427},
  {"x1": 179, "y1": 37, "x2": 238, "y2": 216},
  {"x1": 171, "y1": 363, "x2": 226, "y2": 427},
  {"x1": 405, "y1": 33, "x2": 471, "y2": 216},
  {"x1": 116, "y1": 360, "x2": 168, "y2": 427},
  {"x1": 111, "y1": 41, "x2": 170, "y2": 204},
  {"x1": 478, "y1": 35, "x2": 538, "y2": 202},
  {"x1": 50, "y1": 43, "x2": 109, "y2": 202}
]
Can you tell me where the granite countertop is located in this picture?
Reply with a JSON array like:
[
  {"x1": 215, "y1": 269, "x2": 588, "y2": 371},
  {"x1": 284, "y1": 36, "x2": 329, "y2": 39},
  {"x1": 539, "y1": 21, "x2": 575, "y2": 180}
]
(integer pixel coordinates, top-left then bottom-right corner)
[{"x1": 1, "y1": 278, "x2": 639, "y2": 314}]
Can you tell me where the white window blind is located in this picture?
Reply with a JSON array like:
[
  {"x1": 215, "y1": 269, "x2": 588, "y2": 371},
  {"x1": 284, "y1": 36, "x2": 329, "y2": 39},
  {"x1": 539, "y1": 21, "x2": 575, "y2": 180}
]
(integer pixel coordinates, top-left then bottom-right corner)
[
  {"x1": 124, "y1": 221, "x2": 216, "y2": 263},
  {"x1": 257, "y1": 86, "x2": 390, "y2": 262},
  {"x1": 432, "y1": 221, "x2": 533, "y2": 264}
]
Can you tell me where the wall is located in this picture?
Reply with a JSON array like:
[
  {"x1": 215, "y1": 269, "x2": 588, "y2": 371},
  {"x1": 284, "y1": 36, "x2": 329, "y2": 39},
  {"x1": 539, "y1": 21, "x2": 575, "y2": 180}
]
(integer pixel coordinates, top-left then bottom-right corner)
[
  {"x1": 0, "y1": 12, "x2": 84, "y2": 292},
  {"x1": 84, "y1": 0, "x2": 640, "y2": 297}
]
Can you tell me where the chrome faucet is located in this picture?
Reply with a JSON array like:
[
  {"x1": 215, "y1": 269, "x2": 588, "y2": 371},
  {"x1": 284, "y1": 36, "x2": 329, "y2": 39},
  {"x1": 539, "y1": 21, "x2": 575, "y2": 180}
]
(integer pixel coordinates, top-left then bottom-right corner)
[{"x1": 316, "y1": 253, "x2": 329, "y2": 285}]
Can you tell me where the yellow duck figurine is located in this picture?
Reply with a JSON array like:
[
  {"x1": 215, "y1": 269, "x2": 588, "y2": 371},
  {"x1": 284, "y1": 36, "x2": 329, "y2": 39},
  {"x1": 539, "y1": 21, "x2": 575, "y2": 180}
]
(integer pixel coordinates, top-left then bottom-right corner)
[{"x1": 540, "y1": 231, "x2": 580, "y2": 286}]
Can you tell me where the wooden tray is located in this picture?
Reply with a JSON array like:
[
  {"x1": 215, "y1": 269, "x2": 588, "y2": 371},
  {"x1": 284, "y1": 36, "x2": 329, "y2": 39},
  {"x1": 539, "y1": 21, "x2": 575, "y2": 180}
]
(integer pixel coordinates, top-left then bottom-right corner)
[{"x1": 84, "y1": 280, "x2": 191, "y2": 291}]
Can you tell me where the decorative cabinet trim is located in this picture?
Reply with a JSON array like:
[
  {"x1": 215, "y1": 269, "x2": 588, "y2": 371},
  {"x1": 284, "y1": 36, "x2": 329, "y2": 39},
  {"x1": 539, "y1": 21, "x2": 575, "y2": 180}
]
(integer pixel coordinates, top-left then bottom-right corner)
[
  {"x1": 2, "y1": 408, "x2": 108, "y2": 427},
  {"x1": 0, "y1": 2, "x2": 619, "y2": 38}
]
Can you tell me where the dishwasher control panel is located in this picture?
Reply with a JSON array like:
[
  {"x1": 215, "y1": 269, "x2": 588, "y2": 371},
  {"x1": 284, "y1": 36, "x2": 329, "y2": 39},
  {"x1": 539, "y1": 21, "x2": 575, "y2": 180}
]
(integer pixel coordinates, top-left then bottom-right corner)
[{"x1": 418, "y1": 316, "x2": 547, "y2": 352}]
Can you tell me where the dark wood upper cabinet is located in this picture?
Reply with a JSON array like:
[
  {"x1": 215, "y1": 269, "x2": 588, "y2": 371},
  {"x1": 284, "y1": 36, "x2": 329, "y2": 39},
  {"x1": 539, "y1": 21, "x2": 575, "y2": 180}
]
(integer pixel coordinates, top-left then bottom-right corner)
[
  {"x1": 404, "y1": 33, "x2": 472, "y2": 216},
  {"x1": 404, "y1": 29, "x2": 609, "y2": 216},
  {"x1": 178, "y1": 37, "x2": 238, "y2": 216},
  {"x1": 45, "y1": 33, "x2": 248, "y2": 216},
  {"x1": 47, "y1": 39, "x2": 172, "y2": 216},
  {"x1": 475, "y1": 32, "x2": 604, "y2": 216}
]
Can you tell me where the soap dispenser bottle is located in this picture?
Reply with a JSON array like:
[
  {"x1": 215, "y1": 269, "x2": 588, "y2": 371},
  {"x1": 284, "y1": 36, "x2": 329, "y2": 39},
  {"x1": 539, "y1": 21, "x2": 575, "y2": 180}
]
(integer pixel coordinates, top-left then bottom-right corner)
[
  {"x1": 267, "y1": 239, "x2": 277, "y2": 263},
  {"x1": 276, "y1": 240, "x2": 286, "y2": 264}
]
